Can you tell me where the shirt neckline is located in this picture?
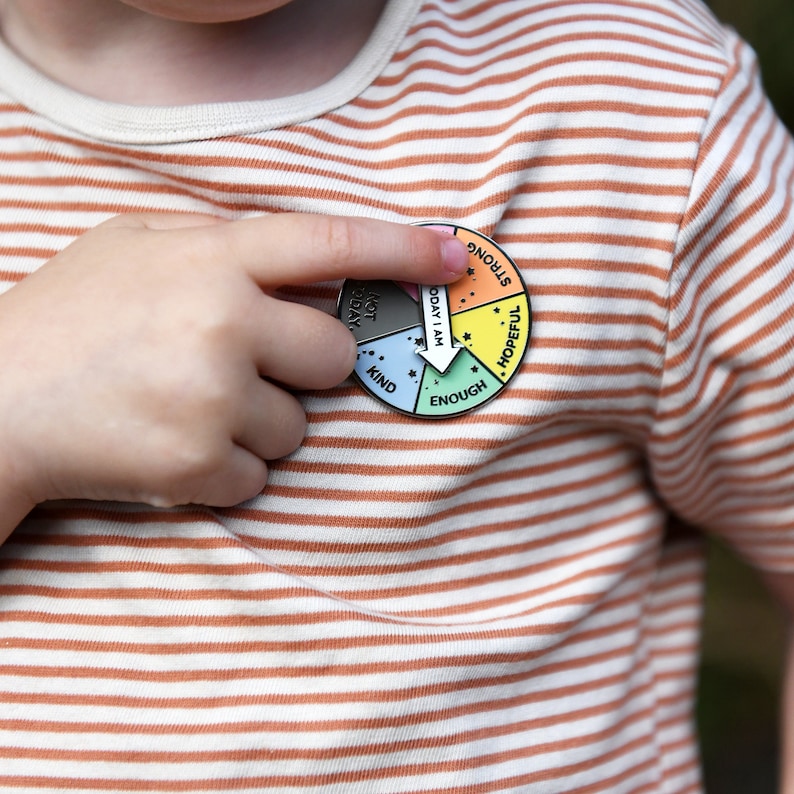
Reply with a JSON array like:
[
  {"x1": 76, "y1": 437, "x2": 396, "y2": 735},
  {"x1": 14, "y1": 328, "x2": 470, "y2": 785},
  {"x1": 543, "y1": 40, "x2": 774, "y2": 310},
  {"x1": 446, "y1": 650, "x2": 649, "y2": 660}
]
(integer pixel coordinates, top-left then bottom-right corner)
[{"x1": 0, "y1": 0, "x2": 422, "y2": 145}]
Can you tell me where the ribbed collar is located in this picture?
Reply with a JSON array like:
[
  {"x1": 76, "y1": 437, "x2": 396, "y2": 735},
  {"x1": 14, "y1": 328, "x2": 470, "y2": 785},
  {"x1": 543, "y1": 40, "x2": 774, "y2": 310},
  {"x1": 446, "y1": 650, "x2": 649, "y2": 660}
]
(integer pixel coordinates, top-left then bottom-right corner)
[{"x1": 0, "y1": 0, "x2": 422, "y2": 144}]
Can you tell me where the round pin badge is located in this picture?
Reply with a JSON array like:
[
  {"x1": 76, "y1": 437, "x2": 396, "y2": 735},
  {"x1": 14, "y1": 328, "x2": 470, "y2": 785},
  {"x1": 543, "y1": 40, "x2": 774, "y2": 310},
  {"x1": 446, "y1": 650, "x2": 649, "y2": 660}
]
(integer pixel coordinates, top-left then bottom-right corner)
[{"x1": 337, "y1": 222, "x2": 531, "y2": 419}]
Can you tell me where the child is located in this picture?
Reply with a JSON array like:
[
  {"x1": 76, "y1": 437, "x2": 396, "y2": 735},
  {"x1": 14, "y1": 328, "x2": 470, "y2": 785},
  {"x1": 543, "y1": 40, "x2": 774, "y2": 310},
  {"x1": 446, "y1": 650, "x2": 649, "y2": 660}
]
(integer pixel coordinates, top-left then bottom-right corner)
[{"x1": 0, "y1": 0, "x2": 792, "y2": 791}]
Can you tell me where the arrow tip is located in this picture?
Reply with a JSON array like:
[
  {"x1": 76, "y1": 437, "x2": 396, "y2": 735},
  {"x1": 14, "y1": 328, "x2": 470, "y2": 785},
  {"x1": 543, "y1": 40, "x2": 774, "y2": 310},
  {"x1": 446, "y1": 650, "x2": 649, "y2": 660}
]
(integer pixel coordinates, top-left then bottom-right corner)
[{"x1": 416, "y1": 343, "x2": 463, "y2": 375}]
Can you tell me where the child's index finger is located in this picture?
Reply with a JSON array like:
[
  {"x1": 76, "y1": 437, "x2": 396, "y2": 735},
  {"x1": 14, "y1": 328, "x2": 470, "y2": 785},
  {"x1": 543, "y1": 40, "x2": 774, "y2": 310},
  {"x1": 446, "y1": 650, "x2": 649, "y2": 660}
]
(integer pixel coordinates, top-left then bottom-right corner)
[{"x1": 215, "y1": 213, "x2": 470, "y2": 288}]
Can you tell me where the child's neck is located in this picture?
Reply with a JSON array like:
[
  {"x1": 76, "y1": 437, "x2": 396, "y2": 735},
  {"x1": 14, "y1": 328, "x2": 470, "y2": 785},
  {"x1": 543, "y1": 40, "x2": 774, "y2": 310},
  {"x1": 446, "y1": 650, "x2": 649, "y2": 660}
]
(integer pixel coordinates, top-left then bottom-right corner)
[{"x1": 0, "y1": 0, "x2": 388, "y2": 104}]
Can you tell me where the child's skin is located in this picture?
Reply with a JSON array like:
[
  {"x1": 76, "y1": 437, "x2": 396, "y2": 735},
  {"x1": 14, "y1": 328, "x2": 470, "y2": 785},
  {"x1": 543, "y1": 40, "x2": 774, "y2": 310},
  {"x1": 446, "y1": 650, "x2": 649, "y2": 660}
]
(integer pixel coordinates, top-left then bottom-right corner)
[
  {"x1": 0, "y1": 3, "x2": 472, "y2": 543},
  {"x1": 0, "y1": 213, "x2": 469, "y2": 544},
  {"x1": 0, "y1": 0, "x2": 387, "y2": 103},
  {"x1": 1, "y1": 1, "x2": 794, "y2": 789}
]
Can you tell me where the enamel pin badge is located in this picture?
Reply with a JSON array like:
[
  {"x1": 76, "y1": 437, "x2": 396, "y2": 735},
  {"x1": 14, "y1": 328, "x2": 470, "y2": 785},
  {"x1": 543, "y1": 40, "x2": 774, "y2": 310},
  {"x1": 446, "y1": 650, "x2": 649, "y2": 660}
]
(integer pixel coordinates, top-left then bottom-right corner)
[{"x1": 337, "y1": 222, "x2": 531, "y2": 419}]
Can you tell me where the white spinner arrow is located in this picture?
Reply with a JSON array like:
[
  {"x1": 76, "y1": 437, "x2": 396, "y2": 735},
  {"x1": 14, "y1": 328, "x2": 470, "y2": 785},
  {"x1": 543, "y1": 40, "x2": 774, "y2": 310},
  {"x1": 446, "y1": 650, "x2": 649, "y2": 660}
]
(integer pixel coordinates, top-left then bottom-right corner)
[{"x1": 416, "y1": 284, "x2": 463, "y2": 375}]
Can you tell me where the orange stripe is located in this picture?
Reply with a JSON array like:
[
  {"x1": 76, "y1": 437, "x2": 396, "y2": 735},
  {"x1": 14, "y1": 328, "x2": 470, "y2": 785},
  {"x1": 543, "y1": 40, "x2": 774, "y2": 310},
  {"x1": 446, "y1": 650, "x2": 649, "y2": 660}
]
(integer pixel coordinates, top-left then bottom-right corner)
[
  {"x1": 0, "y1": 692, "x2": 656, "y2": 768},
  {"x1": 364, "y1": 55, "x2": 721, "y2": 107},
  {"x1": 0, "y1": 638, "x2": 643, "y2": 694},
  {"x1": 0, "y1": 627, "x2": 578, "y2": 659},
  {"x1": 0, "y1": 728, "x2": 656, "y2": 791}
]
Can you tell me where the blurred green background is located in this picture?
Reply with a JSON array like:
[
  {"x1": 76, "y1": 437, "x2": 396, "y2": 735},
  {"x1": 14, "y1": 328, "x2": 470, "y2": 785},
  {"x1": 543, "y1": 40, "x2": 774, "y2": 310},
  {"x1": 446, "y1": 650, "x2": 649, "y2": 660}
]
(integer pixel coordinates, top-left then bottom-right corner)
[
  {"x1": 705, "y1": 0, "x2": 794, "y2": 129},
  {"x1": 698, "y1": 3, "x2": 793, "y2": 791}
]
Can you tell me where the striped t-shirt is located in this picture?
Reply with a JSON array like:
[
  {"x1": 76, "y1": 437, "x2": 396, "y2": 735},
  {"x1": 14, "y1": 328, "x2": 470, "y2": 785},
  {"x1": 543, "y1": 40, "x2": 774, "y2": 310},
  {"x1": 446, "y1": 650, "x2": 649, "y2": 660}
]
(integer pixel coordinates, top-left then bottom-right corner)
[{"x1": 1, "y1": 0, "x2": 793, "y2": 791}]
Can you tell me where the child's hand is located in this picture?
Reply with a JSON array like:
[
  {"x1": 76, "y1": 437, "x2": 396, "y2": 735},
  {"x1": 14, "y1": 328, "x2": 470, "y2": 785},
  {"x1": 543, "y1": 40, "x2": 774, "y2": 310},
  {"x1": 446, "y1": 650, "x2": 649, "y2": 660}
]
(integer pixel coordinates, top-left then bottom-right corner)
[{"x1": 0, "y1": 213, "x2": 468, "y2": 525}]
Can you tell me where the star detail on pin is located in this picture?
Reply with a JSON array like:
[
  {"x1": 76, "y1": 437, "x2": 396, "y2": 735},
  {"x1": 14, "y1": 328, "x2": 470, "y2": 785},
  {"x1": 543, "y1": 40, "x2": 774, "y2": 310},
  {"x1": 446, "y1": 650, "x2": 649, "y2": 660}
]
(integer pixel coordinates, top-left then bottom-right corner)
[{"x1": 338, "y1": 222, "x2": 530, "y2": 420}]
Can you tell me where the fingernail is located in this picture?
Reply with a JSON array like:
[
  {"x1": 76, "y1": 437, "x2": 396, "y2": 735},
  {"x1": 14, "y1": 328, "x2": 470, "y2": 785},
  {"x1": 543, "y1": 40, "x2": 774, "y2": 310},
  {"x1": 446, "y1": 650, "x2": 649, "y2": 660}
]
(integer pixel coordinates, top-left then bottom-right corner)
[{"x1": 441, "y1": 236, "x2": 469, "y2": 277}]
